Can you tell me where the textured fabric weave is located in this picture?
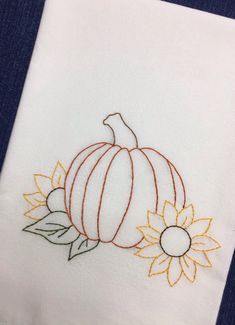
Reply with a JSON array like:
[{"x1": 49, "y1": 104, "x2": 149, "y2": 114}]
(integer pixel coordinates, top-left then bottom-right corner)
[
  {"x1": 0, "y1": 1, "x2": 234, "y2": 324},
  {"x1": 161, "y1": 3, "x2": 235, "y2": 324},
  {"x1": 0, "y1": 0, "x2": 45, "y2": 172},
  {"x1": 163, "y1": 0, "x2": 235, "y2": 19}
]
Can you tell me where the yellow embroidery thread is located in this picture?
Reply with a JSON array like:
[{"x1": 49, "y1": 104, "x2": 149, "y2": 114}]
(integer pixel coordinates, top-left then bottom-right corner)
[
  {"x1": 135, "y1": 201, "x2": 221, "y2": 287},
  {"x1": 23, "y1": 161, "x2": 66, "y2": 220}
]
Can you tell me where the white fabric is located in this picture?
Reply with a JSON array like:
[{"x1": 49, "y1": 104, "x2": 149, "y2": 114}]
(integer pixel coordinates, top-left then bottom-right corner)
[{"x1": 0, "y1": 1, "x2": 235, "y2": 324}]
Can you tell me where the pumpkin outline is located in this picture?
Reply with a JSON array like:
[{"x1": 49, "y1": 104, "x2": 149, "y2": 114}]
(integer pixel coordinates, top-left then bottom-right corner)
[{"x1": 64, "y1": 113, "x2": 186, "y2": 249}]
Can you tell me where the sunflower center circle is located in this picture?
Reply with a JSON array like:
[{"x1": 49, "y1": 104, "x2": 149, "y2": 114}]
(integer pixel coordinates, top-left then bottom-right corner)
[{"x1": 160, "y1": 226, "x2": 191, "y2": 257}]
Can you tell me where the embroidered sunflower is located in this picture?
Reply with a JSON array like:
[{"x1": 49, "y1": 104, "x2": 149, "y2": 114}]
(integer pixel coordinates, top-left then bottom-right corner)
[
  {"x1": 23, "y1": 161, "x2": 66, "y2": 220},
  {"x1": 135, "y1": 201, "x2": 221, "y2": 287}
]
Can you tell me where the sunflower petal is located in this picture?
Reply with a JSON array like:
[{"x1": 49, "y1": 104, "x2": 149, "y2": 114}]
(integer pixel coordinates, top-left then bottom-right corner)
[
  {"x1": 51, "y1": 161, "x2": 66, "y2": 189},
  {"x1": 162, "y1": 201, "x2": 178, "y2": 227},
  {"x1": 167, "y1": 258, "x2": 183, "y2": 286},
  {"x1": 191, "y1": 235, "x2": 221, "y2": 251},
  {"x1": 186, "y1": 250, "x2": 212, "y2": 267},
  {"x1": 24, "y1": 205, "x2": 49, "y2": 220},
  {"x1": 135, "y1": 238, "x2": 150, "y2": 249},
  {"x1": 147, "y1": 211, "x2": 166, "y2": 233},
  {"x1": 34, "y1": 174, "x2": 52, "y2": 198},
  {"x1": 186, "y1": 218, "x2": 212, "y2": 237},
  {"x1": 137, "y1": 226, "x2": 160, "y2": 243},
  {"x1": 180, "y1": 255, "x2": 197, "y2": 282},
  {"x1": 23, "y1": 192, "x2": 46, "y2": 206},
  {"x1": 135, "y1": 243, "x2": 162, "y2": 259},
  {"x1": 149, "y1": 253, "x2": 170, "y2": 276},
  {"x1": 177, "y1": 204, "x2": 194, "y2": 228}
]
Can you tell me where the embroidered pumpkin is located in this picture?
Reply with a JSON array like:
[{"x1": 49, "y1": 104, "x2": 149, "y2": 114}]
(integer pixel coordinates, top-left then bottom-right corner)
[{"x1": 64, "y1": 113, "x2": 186, "y2": 248}]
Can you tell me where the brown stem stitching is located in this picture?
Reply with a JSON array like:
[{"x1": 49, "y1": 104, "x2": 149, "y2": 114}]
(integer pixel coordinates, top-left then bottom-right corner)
[{"x1": 103, "y1": 113, "x2": 138, "y2": 148}]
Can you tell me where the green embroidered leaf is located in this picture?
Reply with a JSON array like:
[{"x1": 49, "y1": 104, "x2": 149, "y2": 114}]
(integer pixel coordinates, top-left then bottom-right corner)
[
  {"x1": 68, "y1": 236, "x2": 99, "y2": 260},
  {"x1": 23, "y1": 211, "x2": 79, "y2": 245}
]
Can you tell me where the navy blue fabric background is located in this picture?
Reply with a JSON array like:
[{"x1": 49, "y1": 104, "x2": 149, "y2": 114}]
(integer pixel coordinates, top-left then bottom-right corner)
[
  {"x1": 0, "y1": 0, "x2": 45, "y2": 172},
  {"x1": 216, "y1": 251, "x2": 235, "y2": 324},
  {"x1": 0, "y1": 1, "x2": 234, "y2": 324},
  {"x1": 164, "y1": 0, "x2": 235, "y2": 19}
]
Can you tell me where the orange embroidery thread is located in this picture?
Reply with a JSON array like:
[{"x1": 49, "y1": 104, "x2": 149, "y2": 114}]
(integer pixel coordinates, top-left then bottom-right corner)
[{"x1": 22, "y1": 112, "x2": 220, "y2": 278}]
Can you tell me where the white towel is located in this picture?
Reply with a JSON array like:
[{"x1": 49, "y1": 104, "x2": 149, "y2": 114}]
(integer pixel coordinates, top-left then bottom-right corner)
[{"x1": 0, "y1": 1, "x2": 235, "y2": 324}]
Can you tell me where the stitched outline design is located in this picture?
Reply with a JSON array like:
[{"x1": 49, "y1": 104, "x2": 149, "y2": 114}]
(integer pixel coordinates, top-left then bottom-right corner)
[
  {"x1": 64, "y1": 113, "x2": 186, "y2": 248},
  {"x1": 159, "y1": 225, "x2": 192, "y2": 258},
  {"x1": 22, "y1": 114, "x2": 187, "y2": 258},
  {"x1": 23, "y1": 161, "x2": 66, "y2": 220},
  {"x1": 22, "y1": 112, "x2": 220, "y2": 280},
  {"x1": 135, "y1": 201, "x2": 221, "y2": 286}
]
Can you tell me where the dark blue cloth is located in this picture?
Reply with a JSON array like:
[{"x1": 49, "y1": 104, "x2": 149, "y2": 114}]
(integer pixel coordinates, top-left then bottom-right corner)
[
  {"x1": 0, "y1": 1, "x2": 234, "y2": 324},
  {"x1": 163, "y1": 0, "x2": 235, "y2": 19},
  {"x1": 216, "y1": 251, "x2": 235, "y2": 325},
  {"x1": 0, "y1": 0, "x2": 45, "y2": 172}
]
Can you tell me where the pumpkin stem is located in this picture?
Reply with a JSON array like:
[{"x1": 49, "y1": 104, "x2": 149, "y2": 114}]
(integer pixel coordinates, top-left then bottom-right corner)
[{"x1": 103, "y1": 113, "x2": 138, "y2": 149}]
